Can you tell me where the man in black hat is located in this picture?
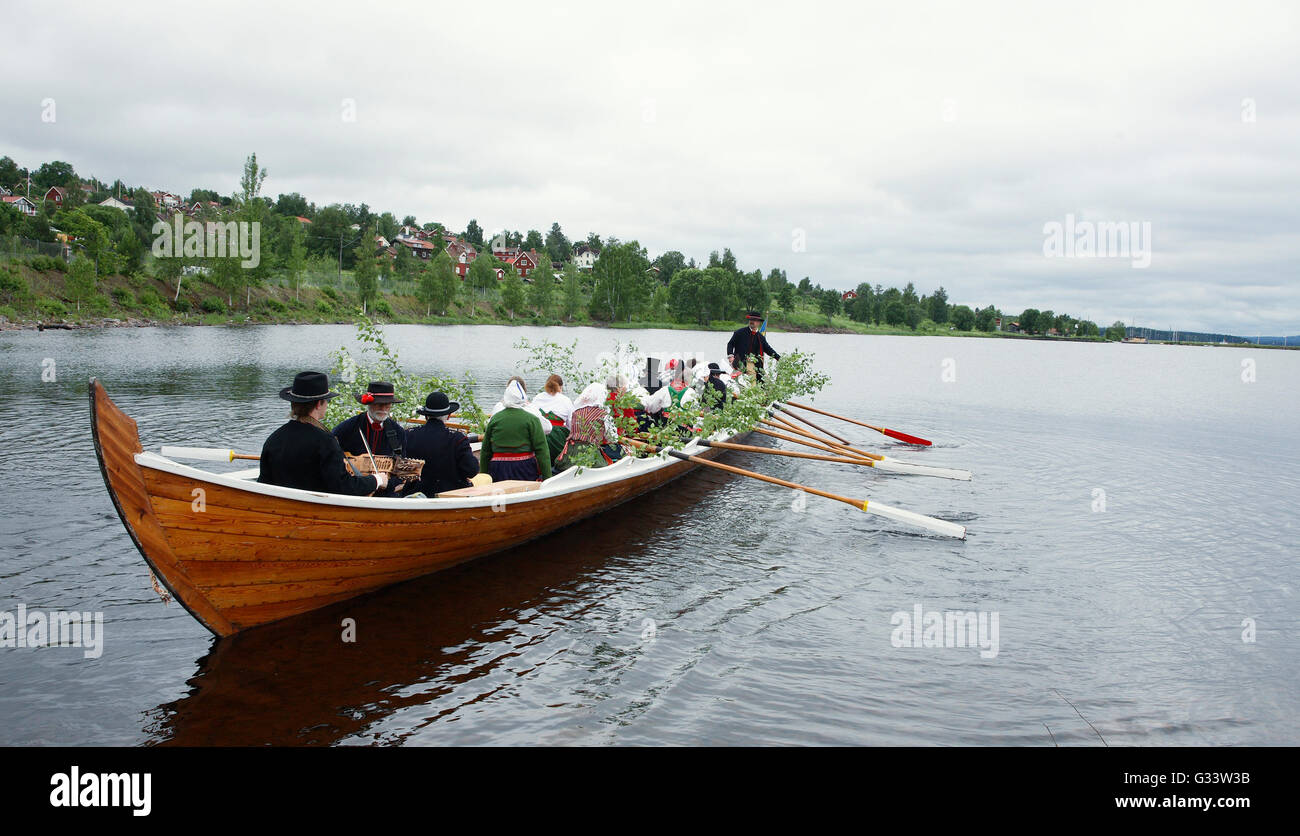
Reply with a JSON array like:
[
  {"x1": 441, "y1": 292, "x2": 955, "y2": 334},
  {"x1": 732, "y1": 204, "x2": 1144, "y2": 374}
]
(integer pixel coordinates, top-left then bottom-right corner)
[
  {"x1": 404, "y1": 391, "x2": 479, "y2": 496},
  {"x1": 332, "y1": 381, "x2": 408, "y2": 496},
  {"x1": 726, "y1": 312, "x2": 779, "y2": 381},
  {"x1": 258, "y1": 371, "x2": 389, "y2": 495}
]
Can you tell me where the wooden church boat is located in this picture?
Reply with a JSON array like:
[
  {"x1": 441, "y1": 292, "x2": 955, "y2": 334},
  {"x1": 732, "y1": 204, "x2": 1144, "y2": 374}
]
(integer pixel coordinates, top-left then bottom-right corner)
[{"x1": 90, "y1": 379, "x2": 753, "y2": 638}]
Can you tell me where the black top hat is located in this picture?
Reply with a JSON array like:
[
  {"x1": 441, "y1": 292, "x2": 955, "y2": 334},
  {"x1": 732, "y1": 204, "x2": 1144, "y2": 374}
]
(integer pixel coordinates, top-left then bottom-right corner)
[
  {"x1": 707, "y1": 362, "x2": 723, "y2": 375},
  {"x1": 416, "y1": 391, "x2": 459, "y2": 418},
  {"x1": 354, "y1": 381, "x2": 404, "y2": 405},
  {"x1": 745, "y1": 311, "x2": 764, "y2": 321},
  {"x1": 279, "y1": 371, "x2": 339, "y2": 403}
]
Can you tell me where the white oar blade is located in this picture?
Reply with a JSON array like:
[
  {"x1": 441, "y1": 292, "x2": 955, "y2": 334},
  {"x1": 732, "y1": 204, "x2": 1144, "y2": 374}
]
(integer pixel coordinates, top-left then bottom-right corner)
[
  {"x1": 863, "y1": 499, "x2": 967, "y2": 539},
  {"x1": 161, "y1": 446, "x2": 234, "y2": 462},
  {"x1": 872, "y1": 458, "x2": 972, "y2": 481}
]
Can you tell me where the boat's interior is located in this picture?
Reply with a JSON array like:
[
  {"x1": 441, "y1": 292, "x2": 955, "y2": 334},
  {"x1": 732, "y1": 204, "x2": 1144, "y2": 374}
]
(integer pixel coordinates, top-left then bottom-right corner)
[{"x1": 142, "y1": 426, "x2": 741, "y2": 510}]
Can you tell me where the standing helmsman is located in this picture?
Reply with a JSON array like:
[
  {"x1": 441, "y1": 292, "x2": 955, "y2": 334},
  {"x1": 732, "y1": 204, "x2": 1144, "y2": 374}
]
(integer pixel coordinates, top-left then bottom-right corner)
[
  {"x1": 405, "y1": 391, "x2": 479, "y2": 496},
  {"x1": 726, "y1": 311, "x2": 780, "y2": 381},
  {"x1": 333, "y1": 381, "x2": 408, "y2": 495},
  {"x1": 258, "y1": 371, "x2": 388, "y2": 495}
]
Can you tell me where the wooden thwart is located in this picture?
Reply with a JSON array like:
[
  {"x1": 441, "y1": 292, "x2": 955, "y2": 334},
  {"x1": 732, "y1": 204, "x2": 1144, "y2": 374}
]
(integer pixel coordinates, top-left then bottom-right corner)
[{"x1": 435, "y1": 480, "x2": 540, "y2": 498}]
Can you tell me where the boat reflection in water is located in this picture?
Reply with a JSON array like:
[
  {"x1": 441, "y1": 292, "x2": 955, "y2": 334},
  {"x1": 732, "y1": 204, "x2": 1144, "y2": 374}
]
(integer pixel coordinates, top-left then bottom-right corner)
[{"x1": 144, "y1": 468, "x2": 731, "y2": 746}]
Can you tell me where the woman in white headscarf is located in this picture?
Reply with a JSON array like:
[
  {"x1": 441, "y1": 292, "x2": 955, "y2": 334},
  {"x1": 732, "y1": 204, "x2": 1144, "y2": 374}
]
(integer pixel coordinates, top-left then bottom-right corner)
[
  {"x1": 555, "y1": 382, "x2": 621, "y2": 471},
  {"x1": 479, "y1": 379, "x2": 552, "y2": 482},
  {"x1": 489, "y1": 375, "x2": 551, "y2": 435},
  {"x1": 659, "y1": 356, "x2": 699, "y2": 414}
]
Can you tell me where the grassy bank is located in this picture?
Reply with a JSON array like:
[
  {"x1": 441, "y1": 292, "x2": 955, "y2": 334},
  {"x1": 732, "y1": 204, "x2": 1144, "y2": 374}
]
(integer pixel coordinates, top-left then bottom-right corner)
[{"x1": 0, "y1": 261, "x2": 1118, "y2": 343}]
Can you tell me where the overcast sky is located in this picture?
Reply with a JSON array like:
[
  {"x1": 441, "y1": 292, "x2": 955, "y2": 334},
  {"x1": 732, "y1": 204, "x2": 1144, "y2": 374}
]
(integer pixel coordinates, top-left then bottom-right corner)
[{"x1": 4, "y1": 0, "x2": 1297, "y2": 333}]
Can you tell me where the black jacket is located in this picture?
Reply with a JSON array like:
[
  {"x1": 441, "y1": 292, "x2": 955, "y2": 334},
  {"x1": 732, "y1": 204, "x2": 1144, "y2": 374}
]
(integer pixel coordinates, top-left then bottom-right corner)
[
  {"x1": 332, "y1": 412, "x2": 406, "y2": 457},
  {"x1": 726, "y1": 326, "x2": 779, "y2": 367},
  {"x1": 704, "y1": 376, "x2": 729, "y2": 411},
  {"x1": 257, "y1": 419, "x2": 379, "y2": 495},
  {"x1": 333, "y1": 412, "x2": 408, "y2": 496},
  {"x1": 404, "y1": 420, "x2": 479, "y2": 496}
]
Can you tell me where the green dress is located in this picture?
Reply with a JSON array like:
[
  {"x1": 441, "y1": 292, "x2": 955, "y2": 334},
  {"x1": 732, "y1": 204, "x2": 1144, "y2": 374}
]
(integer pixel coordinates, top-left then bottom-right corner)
[{"x1": 479, "y1": 407, "x2": 552, "y2": 479}]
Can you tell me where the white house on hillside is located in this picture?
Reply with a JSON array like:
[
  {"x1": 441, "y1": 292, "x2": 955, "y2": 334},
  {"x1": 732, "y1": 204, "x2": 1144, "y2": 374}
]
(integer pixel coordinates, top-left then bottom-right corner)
[
  {"x1": 573, "y1": 244, "x2": 599, "y2": 271},
  {"x1": 1, "y1": 195, "x2": 37, "y2": 216}
]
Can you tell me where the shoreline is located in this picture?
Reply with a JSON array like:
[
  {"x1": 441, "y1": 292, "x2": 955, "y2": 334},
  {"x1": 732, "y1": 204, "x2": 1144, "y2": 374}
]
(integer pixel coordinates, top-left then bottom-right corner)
[
  {"x1": 2, "y1": 264, "x2": 1292, "y2": 348},
  {"x1": 3, "y1": 314, "x2": 1294, "y2": 348}
]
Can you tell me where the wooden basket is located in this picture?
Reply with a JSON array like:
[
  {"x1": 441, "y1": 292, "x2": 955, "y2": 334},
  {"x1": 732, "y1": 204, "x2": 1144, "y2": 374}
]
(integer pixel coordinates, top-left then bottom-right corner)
[
  {"x1": 390, "y1": 457, "x2": 424, "y2": 483},
  {"x1": 346, "y1": 454, "x2": 425, "y2": 482}
]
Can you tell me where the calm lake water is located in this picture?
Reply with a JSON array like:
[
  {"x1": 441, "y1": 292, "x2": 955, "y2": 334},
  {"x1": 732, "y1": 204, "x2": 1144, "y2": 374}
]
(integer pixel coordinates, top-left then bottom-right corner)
[{"x1": 0, "y1": 323, "x2": 1296, "y2": 746}]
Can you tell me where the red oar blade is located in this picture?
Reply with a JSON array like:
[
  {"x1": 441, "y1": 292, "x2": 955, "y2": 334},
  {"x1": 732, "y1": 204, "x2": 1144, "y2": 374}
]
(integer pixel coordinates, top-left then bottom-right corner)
[{"x1": 883, "y1": 427, "x2": 932, "y2": 446}]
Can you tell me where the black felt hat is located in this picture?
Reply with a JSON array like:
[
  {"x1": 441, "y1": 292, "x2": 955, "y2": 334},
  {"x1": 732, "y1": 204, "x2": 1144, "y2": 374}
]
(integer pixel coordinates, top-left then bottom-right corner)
[
  {"x1": 707, "y1": 362, "x2": 723, "y2": 375},
  {"x1": 354, "y1": 381, "x2": 404, "y2": 405},
  {"x1": 745, "y1": 311, "x2": 764, "y2": 321},
  {"x1": 415, "y1": 391, "x2": 459, "y2": 417},
  {"x1": 279, "y1": 371, "x2": 339, "y2": 403}
]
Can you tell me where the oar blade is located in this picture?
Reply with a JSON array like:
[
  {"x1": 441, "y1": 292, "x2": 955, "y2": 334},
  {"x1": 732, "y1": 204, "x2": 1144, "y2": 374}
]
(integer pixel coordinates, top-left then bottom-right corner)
[
  {"x1": 882, "y1": 427, "x2": 932, "y2": 446},
  {"x1": 161, "y1": 446, "x2": 235, "y2": 463},
  {"x1": 872, "y1": 459, "x2": 972, "y2": 481},
  {"x1": 863, "y1": 499, "x2": 966, "y2": 539}
]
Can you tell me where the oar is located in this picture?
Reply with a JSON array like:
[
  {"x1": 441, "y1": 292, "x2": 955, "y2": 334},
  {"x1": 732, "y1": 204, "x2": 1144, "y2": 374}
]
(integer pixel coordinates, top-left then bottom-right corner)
[
  {"x1": 755, "y1": 422, "x2": 972, "y2": 481},
  {"x1": 161, "y1": 446, "x2": 260, "y2": 462},
  {"x1": 756, "y1": 424, "x2": 878, "y2": 459},
  {"x1": 404, "y1": 416, "x2": 475, "y2": 431},
  {"x1": 162, "y1": 437, "x2": 485, "y2": 464},
  {"x1": 773, "y1": 404, "x2": 851, "y2": 444},
  {"x1": 629, "y1": 440, "x2": 966, "y2": 539},
  {"x1": 761, "y1": 416, "x2": 883, "y2": 462},
  {"x1": 695, "y1": 438, "x2": 878, "y2": 466},
  {"x1": 782, "y1": 400, "x2": 933, "y2": 446}
]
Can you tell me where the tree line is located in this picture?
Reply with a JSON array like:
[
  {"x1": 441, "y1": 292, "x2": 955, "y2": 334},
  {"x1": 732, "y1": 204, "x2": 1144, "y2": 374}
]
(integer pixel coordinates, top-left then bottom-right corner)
[{"x1": 1, "y1": 153, "x2": 1123, "y2": 336}]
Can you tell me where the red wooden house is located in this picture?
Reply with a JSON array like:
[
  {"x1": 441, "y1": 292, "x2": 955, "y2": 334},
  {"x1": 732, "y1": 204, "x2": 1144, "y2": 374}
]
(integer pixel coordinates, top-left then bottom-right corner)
[
  {"x1": 504, "y1": 248, "x2": 540, "y2": 278},
  {"x1": 445, "y1": 240, "x2": 479, "y2": 278},
  {"x1": 395, "y1": 236, "x2": 436, "y2": 260}
]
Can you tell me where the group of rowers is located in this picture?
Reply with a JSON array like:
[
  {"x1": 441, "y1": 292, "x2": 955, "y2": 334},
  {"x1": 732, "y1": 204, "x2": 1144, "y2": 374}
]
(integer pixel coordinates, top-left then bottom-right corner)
[{"x1": 256, "y1": 311, "x2": 780, "y2": 498}]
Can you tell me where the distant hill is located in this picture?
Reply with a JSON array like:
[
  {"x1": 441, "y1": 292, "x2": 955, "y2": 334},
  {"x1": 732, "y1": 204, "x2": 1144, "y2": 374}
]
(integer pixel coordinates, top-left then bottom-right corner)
[{"x1": 1125, "y1": 327, "x2": 1300, "y2": 346}]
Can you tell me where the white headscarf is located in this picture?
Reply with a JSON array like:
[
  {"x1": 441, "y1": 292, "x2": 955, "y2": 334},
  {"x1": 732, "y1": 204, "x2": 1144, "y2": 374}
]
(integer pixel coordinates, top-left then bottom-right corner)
[
  {"x1": 502, "y1": 380, "x2": 528, "y2": 408},
  {"x1": 573, "y1": 381, "x2": 608, "y2": 410}
]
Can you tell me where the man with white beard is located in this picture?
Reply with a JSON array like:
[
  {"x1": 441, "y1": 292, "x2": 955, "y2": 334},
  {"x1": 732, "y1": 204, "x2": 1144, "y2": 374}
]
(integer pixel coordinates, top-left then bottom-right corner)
[{"x1": 332, "y1": 381, "x2": 409, "y2": 496}]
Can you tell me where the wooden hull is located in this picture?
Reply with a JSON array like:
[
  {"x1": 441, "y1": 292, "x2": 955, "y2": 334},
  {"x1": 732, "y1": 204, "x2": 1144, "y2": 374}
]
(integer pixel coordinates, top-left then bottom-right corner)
[{"x1": 90, "y1": 380, "x2": 748, "y2": 637}]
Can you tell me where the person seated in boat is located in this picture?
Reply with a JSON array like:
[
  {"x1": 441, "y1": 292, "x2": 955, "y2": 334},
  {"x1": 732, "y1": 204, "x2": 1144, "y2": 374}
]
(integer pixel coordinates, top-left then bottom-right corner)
[
  {"x1": 480, "y1": 380, "x2": 553, "y2": 482},
  {"x1": 532, "y1": 374, "x2": 573, "y2": 426},
  {"x1": 332, "y1": 381, "x2": 409, "y2": 496},
  {"x1": 644, "y1": 357, "x2": 701, "y2": 437},
  {"x1": 258, "y1": 371, "x2": 389, "y2": 496},
  {"x1": 556, "y1": 382, "x2": 623, "y2": 471},
  {"x1": 531, "y1": 374, "x2": 573, "y2": 467},
  {"x1": 490, "y1": 375, "x2": 552, "y2": 436},
  {"x1": 701, "y1": 362, "x2": 730, "y2": 411},
  {"x1": 661, "y1": 357, "x2": 700, "y2": 413},
  {"x1": 604, "y1": 372, "x2": 640, "y2": 426},
  {"x1": 404, "y1": 391, "x2": 479, "y2": 496},
  {"x1": 726, "y1": 311, "x2": 780, "y2": 382}
]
